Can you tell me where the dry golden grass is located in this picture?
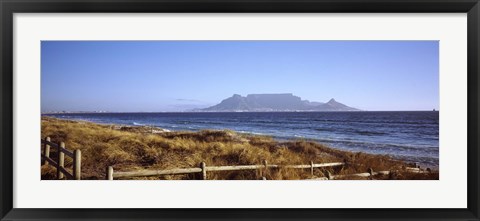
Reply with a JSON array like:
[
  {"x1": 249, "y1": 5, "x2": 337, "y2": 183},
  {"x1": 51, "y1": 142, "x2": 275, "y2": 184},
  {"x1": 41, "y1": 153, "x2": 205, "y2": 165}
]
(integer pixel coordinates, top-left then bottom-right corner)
[{"x1": 41, "y1": 117, "x2": 438, "y2": 180}]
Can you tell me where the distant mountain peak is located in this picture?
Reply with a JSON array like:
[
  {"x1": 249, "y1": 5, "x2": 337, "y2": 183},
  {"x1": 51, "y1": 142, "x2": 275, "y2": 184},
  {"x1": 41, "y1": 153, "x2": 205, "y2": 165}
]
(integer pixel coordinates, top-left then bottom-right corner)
[
  {"x1": 327, "y1": 98, "x2": 336, "y2": 103},
  {"x1": 199, "y1": 94, "x2": 359, "y2": 112}
]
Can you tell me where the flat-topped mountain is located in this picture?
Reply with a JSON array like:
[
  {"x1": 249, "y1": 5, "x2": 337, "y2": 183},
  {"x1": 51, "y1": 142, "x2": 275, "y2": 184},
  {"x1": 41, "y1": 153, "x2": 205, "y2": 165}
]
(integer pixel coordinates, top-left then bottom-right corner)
[{"x1": 199, "y1": 93, "x2": 359, "y2": 112}]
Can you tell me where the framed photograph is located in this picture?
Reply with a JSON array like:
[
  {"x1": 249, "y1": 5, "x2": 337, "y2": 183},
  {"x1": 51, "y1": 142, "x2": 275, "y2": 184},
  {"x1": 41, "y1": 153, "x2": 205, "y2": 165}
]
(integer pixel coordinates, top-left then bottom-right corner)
[{"x1": 1, "y1": 0, "x2": 479, "y2": 220}]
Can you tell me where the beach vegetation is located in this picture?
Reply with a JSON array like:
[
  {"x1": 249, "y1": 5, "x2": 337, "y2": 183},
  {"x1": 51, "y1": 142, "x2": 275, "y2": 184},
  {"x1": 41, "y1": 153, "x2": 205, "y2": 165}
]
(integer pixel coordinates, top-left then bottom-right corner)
[{"x1": 41, "y1": 117, "x2": 438, "y2": 180}]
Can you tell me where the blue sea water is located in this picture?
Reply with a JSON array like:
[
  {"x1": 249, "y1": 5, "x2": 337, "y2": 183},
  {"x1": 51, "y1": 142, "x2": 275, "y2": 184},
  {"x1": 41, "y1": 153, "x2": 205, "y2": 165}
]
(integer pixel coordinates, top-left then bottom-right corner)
[{"x1": 44, "y1": 111, "x2": 439, "y2": 167}]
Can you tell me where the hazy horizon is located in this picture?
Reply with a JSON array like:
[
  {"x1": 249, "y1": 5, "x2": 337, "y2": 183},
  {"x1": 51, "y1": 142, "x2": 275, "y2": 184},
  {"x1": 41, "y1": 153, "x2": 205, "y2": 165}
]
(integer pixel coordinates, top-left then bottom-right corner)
[
  {"x1": 41, "y1": 41, "x2": 439, "y2": 112},
  {"x1": 41, "y1": 92, "x2": 438, "y2": 113}
]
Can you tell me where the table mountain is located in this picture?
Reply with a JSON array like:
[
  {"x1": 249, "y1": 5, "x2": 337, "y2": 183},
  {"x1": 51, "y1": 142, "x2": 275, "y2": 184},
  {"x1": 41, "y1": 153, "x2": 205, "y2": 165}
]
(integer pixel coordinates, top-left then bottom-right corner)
[{"x1": 199, "y1": 94, "x2": 359, "y2": 112}]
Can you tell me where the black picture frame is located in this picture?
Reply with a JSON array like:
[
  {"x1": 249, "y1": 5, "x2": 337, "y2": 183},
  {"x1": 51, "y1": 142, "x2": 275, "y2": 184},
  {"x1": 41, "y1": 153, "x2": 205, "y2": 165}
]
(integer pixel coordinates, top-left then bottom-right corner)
[{"x1": 1, "y1": 0, "x2": 479, "y2": 220}]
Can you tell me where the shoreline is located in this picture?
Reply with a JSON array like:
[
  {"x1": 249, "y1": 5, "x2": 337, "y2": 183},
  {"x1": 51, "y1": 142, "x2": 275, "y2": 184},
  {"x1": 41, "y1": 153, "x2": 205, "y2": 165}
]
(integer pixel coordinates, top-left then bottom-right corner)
[
  {"x1": 42, "y1": 115, "x2": 439, "y2": 169},
  {"x1": 41, "y1": 117, "x2": 438, "y2": 180}
]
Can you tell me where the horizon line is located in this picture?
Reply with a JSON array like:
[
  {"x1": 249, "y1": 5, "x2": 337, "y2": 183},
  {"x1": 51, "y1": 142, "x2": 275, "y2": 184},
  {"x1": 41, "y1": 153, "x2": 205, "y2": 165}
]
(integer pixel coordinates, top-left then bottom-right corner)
[{"x1": 42, "y1": 110, "x2": 439, "y2": 114}]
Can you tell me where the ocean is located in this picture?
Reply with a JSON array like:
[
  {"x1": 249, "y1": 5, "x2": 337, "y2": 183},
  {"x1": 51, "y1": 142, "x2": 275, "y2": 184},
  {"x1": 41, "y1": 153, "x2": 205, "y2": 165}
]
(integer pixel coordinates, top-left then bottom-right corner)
[{"x1": 43, "y1": 111, "x2": 439, "y2": 167}]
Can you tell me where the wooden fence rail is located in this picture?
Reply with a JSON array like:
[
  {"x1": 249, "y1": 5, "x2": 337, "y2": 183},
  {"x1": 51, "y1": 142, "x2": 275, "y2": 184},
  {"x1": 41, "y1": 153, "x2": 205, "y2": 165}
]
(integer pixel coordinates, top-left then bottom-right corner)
[
  {"x1": 325, "y1": 167, "x2": 430, "y2": 180},
  {"x1": 41, "y1": 137, "x2": 82, "y2": 180},
  {"x1": 106, "y1": 161, "x2": 345, "y2": 180},
  {"x1": 106, "y1": 162, "x2": 430, "y2": 180}
]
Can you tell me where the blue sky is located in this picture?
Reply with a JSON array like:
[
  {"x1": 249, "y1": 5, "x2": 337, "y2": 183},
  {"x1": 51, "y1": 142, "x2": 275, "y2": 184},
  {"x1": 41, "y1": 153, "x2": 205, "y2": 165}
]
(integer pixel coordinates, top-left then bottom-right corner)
[{"x1": 41, "y1": 41, "x2": 439, "y2": 112}]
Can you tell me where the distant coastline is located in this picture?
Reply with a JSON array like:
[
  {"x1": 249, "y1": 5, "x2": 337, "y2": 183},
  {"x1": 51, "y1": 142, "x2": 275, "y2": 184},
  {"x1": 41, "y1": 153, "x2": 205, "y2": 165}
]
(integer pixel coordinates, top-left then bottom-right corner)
[{"x1": 42, "y1": 110, "x2": 440, "y2": 114}]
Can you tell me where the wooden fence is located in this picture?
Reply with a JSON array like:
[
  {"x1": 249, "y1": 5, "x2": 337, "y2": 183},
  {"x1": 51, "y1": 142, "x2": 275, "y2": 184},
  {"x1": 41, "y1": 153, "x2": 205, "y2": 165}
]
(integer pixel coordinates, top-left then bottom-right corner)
[
  {"x1": 312, "y1": 167, "x2": 430, "y2": 180},
  {"x1": 106, "y1": 161, "x2": 431, "y2": 180},
  {"x1": 106, "y1": 161, "x2": 345, "y2": 180},
  {"x1": 41, "y1": 137, "x2": 82, "y2": 180}
]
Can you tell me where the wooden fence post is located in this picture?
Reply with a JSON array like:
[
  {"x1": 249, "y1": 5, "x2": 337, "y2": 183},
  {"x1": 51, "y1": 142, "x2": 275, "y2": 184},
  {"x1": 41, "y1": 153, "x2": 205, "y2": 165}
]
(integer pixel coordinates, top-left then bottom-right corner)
[
  {"x1": 57, "y1": 142, "x2": 65, "y2": 179},
  {"x1": 326, "y1": 171, "x2": 332, "y2": 180},
  {"x1": 106, "y1": 166, "x2": 114, "y2": 180},
  {"x1": 200, "y1": 162, "x2": 207, "y2": 180},
  {"x1": 73, "y1": 149, "x2": 82, "y2": 180},
  {"x1": 43, "y1": 137, "x2": 51, "y2": 165},
  {"x1": 310, "y1": 161, "x2": 314, "y2": 176},
  {"x1": 262, "y1": 160, "x2": 268, "y2": 178},
  {"x1": 341, "y1": 159, "x2": 348, "y2": 172},
  {"x1": 368, "y1": 168, "x2": 374, "y2": 176}
]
